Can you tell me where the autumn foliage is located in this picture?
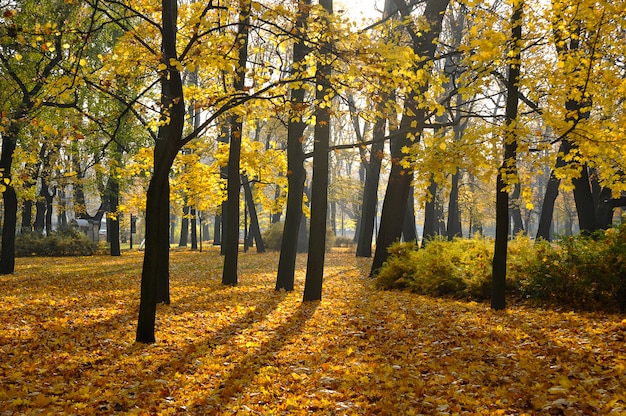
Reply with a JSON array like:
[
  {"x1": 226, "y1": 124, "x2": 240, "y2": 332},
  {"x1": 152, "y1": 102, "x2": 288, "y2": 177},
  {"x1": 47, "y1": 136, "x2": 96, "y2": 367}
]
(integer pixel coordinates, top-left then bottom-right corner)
[
  {"x1": 376, "y1": 226, "x2": 626, "y2": 313},
  {"x1": 1, "y1": 250, "x2": 625, "y2": 414}
]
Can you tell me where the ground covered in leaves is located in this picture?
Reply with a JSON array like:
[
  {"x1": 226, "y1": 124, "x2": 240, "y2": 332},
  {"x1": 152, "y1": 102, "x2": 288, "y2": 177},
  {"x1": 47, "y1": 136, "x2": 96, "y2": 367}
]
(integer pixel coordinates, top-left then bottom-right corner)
[{"x1": 1, "y1": 249, "x2": 625, "y2": 415}]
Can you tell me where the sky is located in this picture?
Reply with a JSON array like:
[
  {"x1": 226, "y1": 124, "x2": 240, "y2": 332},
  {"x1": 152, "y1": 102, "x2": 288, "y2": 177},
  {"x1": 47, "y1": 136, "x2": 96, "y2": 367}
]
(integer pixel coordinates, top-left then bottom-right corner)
[{"x1": 334, "y1": 0, "x2": 384, "y2": 23}]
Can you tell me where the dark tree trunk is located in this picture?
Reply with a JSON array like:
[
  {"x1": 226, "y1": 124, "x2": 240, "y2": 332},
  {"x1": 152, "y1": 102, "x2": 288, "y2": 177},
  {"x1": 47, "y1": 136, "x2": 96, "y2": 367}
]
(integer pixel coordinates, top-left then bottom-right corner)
[
  {"x1": 596, "y1": 188, "x2": 615, "y2": 229},
  {"x1": 179, "y1": 205, "x2": 190, "y2": 246},
  {"x1": 271, "y1": 184, "x2": 282, "y2": 224},
  {"x1": 34, "y1": 198, "x2": 46, "y2": 233},
  {"x1": 402, "y1": 188, "x2": 417, "y2": 243},
  {"x1": 108, "y1": 194, "x2": 121, "y2": 257},
  {"x1": 447, "y1": 170, "x2": 462, "y2": 240},
  {"x1": 21, "y1": 200, "x2": 33, "y2": 233},
  {"x1": 243, "y1": 176, "x2": 265, "y2": 253},
  {"x1": 422, "y1": 176, "x2": 438, "y2": 247},
  {"x1": 190, "y1": 207, "x2": 198, "y2": 250},
  {"x1": 276, "y1": 0, "x2": 311, "y2": 291},
  {"x1": 58, "y1": 187, "x2": 68, "y2": 228},
  {"x1": 44, "y1": 187, "x2": 54, "y2": 236},
  {"x1": 222, "y1": 2, "x2": 251, "y2": 286},
  {"x1": 213, "y1": 214, "x2": 222, "y2": 245},
  {"x1": 510, "y1": 182, "x2": 524, "y2": 236},
  {"x1": 536, "y1": 142, "x2": 569, "y2": 241},
  {"x1": 0, "y1": 119, "x2": 21, "y2": 274},
  {"x1": 20, "y1": 145, "x2": 46, "y2": 233},
  {"x1": 572, "y1": 165, "x2": 597, "y2": 234},
  {"x1": 303, "y1": 0, "x2": 333, "y2": 302},
  {"x1": 298, "y1": 215, "x2": 308, "y2": 253},
  {"x1": 107, "y1": 144, "x2": 123, "y2": 257},
  {"x1": 371, "y1": 0, "x2": 450, "y2": 275},
  {"x1": 492, "y1": 0, "x2": 522, "y2": 311},
  {"x1": 356, "y1": 115, "x2": 386, "y2": 257},
  {"x1": 136, "y1": 0, "x2": 185, "y2": 343}
]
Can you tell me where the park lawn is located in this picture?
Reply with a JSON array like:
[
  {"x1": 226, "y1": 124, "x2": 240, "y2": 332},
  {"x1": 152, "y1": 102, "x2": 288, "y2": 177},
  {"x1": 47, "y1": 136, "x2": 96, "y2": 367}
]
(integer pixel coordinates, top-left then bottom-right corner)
[{"x1": 1, "y1": 249, "x2": 625, "y2": 415}]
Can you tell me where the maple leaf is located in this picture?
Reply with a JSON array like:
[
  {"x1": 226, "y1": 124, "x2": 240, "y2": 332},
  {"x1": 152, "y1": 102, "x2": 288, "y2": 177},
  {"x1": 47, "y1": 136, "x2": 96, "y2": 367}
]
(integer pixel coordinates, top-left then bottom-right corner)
[{"x1": 0, "y1": 250, "x2": 624, "y2": 414}]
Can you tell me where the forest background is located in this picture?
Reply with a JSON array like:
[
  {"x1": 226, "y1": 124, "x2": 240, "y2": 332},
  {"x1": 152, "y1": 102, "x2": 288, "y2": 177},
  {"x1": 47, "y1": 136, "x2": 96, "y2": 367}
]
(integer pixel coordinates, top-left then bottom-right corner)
[{"x1": 0, "y1": 0, "x2": 625, "y2": 342}]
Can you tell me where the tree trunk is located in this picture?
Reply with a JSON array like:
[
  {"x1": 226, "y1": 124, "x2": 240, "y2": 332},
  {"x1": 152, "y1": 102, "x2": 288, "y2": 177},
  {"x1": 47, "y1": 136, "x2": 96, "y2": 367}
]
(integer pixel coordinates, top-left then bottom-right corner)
[
  {"x1": 190, "y1": 207, "x2": 198, "y2": 249},
  {"x1": 491, "y1": 0, "x2": 522, "y2": 311},
  {"x1": 213, "y1": 214, "x2": 222, "y2": 245},
  {"x1": 356, "y1": 114, "x2": 386, "y2": 257},
  {"x1": 0, "y1": 119, "x2": 20, "y2": 274},
  {"x1": 44, "y1": 186, "x2": 54, "y2": 237},
  {"x1": 510, "y1": 182, "x2": 524, "y2": 236},
  {"x1": 447, "y1": 170, "x2": 462, "y2": 240},
  {"x1": 107, "y1": 144, "x2": 123, "y2": 256},
  {"x1": 222, "y1": 2, "x2": 251, "y2": 286},
  {"x1": 34, "y1": 198, "x2": 46, "y2": 233},
  {"x1": 536, "y1": 141, "x2": 569, "y2": 241},
  {"x1": 402, "y1": 188, "x2": 417, "y2": 243},
  {"x1": 303, "y1": 0, "x2": 333, "y2": 302},
  {"x1": 244, "y1": 177, "x2": 265, "y2": 253},
  {"x1": 572, "y1": 165, "x2": 597, "y2": 234},
  {"x1": 276, "y1": 0, "x2": 311, "y2": 291},
  {"x1": 422, "y1": 176, "x2": 438, "y2": 247},
  {"x1": 179, "y1": 205, "x2": 190, "y2": 246},
  {"x1": 21, "y1": 200, "x2": 33, "y2": 233},
  {"x1": 136, "y1": 0, "x2": 185, "y2": 343}
]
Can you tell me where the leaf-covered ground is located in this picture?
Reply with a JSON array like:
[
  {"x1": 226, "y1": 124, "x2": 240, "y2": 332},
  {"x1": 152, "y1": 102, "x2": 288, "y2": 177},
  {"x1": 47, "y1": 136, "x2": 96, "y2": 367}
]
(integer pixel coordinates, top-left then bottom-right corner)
[{"x1": 1, "y1": 249, "x2": 625, "y2": 415}]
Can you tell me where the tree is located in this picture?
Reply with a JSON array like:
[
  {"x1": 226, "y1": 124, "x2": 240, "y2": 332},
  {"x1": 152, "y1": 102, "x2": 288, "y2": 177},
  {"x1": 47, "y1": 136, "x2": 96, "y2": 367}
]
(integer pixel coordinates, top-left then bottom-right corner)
[
  {"x1": 222, "y1": 0, "x2": 252, "y2": 286},
  {"x1": 370, "y1": 0, "x2": 450, "y2": 275},
  {"x1": 276, "y1": 0, "x2": 312, "y2": 292},
  {"x1": 491, "y1": 0, "x2": 523, "y2": 311},
  {"x1": 303, "y1": 0, "x2": 333, "y2": 302},
  {"x1": 354, "y1": 0, "x2": 401, "y2": 258},
  {"x1": 0, "y1": 1, "x2": 81, "y2": 274}
]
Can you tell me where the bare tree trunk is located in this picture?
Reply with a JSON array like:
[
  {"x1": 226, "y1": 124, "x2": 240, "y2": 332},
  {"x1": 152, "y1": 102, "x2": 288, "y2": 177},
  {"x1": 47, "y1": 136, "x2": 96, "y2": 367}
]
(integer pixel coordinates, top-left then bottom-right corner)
[
  {"x1": 447, "y1": 170, "x2": 462, "y2": 240},
  {"x1": 276, "y1": 0, "x2": 311, "y2": 291},
  {"x1": 136, "y1": 0, "x2": 185, "y2": 343},
  {"x1": 303, "y1": 0, "x2": 333, "y2": 302},
  {"x1": 492, "y1": 0, "x2": 522, "y2": 311},
  {"x1": 222, "y1": 1, "x2": 251, "y2": 286}
]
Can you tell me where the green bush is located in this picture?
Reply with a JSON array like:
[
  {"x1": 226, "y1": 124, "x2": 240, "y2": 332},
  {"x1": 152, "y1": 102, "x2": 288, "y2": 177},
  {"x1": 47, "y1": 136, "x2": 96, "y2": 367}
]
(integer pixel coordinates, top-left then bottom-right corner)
[
  {"x1": 262, "y1": 222, "x2": 284, "y2": 251},
  {"x1": 261, "y1": 221, "x2": 335, "y2": 252},
  {"x1": 375, "y1": 225, "x2": 626, "y2": 312},
  {"x1": 334, "y1": 236, "x2": 354, "y2": 247},
  {"x1": 16, "y1": 227, "x2": 97, "y2": 257},
  {"x1": 520, "y1": 229, "x2": 626, "y2": 312}
]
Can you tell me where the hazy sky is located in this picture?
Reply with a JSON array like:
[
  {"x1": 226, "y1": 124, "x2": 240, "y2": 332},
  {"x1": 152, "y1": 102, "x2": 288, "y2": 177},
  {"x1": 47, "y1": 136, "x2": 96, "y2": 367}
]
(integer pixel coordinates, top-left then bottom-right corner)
[{"x1": 334, "y1": 0, "x2": 384, "y2": 23}]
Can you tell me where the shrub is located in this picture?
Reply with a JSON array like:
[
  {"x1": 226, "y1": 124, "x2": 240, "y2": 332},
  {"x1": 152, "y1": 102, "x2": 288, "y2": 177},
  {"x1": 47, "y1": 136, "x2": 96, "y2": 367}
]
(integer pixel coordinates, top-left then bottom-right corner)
[
  {"x1": 16, "y1": 227, "x2": 97, "y2": 257},
  {"x1": 375, "y1": 236, "x2": 493, "y2": 300},
  {"x1": 262, "y1": 222, "x2": 284, "y2": 251},
  {"x1": 334, "y1": 236, "x2": 354, "y2": 247},
  {"x1": 375, "y1": 224, "x2": 626, "y2": 312},
  {"x1": 262, "y1": 221, "x2": 335, "y2": 252},
  {"x1": 520, "y1": 228, "x2": 626, "y2": 312}
]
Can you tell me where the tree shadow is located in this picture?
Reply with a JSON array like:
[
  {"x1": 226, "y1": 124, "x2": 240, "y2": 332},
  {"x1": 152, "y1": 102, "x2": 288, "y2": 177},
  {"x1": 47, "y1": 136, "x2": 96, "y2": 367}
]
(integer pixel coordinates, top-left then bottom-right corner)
[{"x1": 210, "y1": 301, "x2": 320, "y2": 404}]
